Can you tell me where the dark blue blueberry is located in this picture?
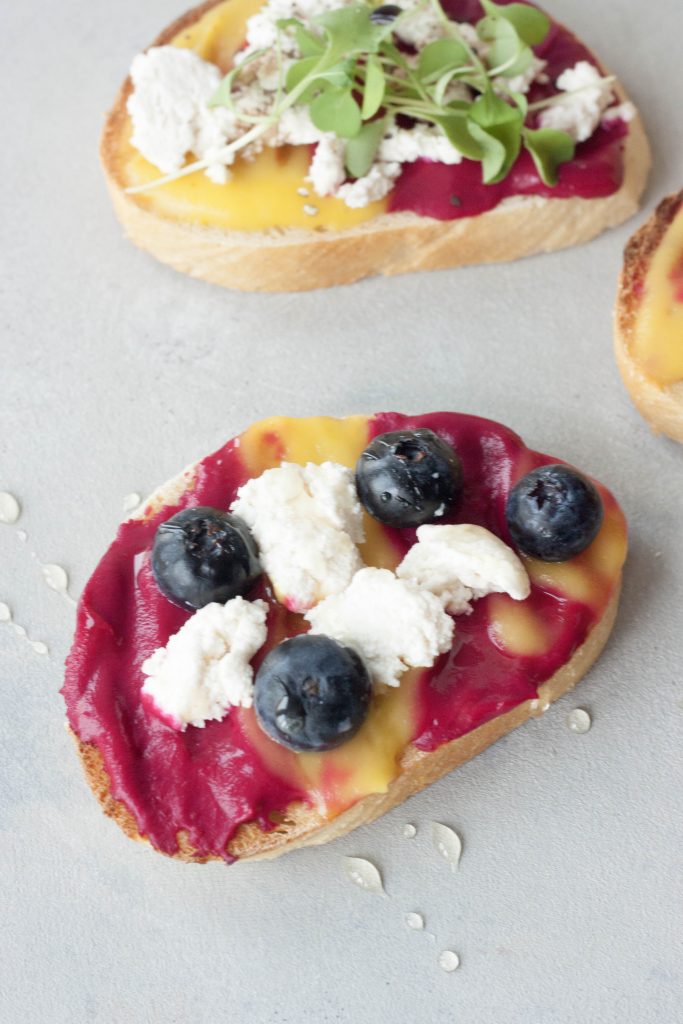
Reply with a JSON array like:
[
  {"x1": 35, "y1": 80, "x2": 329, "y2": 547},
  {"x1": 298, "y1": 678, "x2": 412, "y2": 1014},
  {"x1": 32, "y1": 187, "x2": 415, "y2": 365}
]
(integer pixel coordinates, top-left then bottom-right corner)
[
  {"x1": 505, "y1": 464, "x2": 604, "y2": 562},
  {"x1": 151, "y1": 507, "x2": 261, "y2": 610},
  {"x1": 370, "y1": 4, "x2": 402, "y2": 24},
  {"x1": 355, "y1": 428, "x2": 463, "y2": 528},
  {"x1": 254, "y1": 635, "x2": 371, "y2": 752}
]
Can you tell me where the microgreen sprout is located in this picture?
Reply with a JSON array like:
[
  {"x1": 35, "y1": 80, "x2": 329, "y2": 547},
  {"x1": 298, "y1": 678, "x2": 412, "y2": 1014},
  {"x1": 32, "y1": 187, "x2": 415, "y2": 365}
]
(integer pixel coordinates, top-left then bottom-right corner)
[{"x1": 126, "y1": 0, "x2": 616, "y2": 196}]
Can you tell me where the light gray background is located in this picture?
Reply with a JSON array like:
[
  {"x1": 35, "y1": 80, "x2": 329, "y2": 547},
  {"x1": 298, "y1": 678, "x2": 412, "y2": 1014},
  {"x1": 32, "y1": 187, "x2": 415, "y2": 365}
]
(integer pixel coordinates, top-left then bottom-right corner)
[{"x1": 2, "y1": 0, "x2": 682, "y2": 1021}]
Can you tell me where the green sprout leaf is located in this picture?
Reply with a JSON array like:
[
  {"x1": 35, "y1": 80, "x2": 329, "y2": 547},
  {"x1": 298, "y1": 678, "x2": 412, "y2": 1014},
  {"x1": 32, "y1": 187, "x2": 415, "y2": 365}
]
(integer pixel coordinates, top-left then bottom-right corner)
[
  {"x1": 362, "y1": 55, "x2": 385, "y2": 119},
  {"x1": 285, "y1": 56, "x2": 321, "y2": 93},
  {"x1": 468, "y1": 121, "x2": 521, "y2": 182},
  {"x1": 285, "y1": 57, "x2": 354, "y2": 103},
  {"x1": 478, "y1": 17, "x2": 532, "y2": 78},
  {"x1": 468, "y1": 90, "x2": 521, "y2": 127},
  {"x1": 296, "y1": 25, "x2": 325, "y2": 57},
  {"x1": 523, "y1": 127, "x2": 575, "y2": 185},
  {"x1": 315, "y1": 4, "x2": 384, "y2": 61},
  {"x1": 466, "y1": 123, "x2": 507, "y2": 181},
  {"x1": 276, "y1": 16, "x2": 324, "y2": 60},
  {"x1": 479, "y1": 0, "x2": 550, "y2": 45},
  {"x1": 434, "y1": 113, "x2": 484, "y2": 161},
  {"x1": 310, "y1": 87, "x2": 362, "y2": 137},
  {"x1": 432, "y1": 69, "x2": 456, "y2": 106},
  {"x1": 508, "y1": 90, "x2": 529, "y2": 117},
  {"x1": 209, "y1": 66, "x2": 241, "y2": 109},
  {"x1": 468, "y1": 92, "x2": 522, "y2": 182},
  {"x1": 345, "y1": 117, "x2": 387, "y2": 177},
  {"x1": 417, "y1": 38, "x2": 469, "y2": 83}
]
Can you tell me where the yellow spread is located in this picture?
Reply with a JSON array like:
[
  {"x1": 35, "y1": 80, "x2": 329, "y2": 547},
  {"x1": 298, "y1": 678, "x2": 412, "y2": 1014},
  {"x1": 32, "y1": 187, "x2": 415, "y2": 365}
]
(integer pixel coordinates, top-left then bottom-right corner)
[
  {"x1": 120, "y1": 0, "x2": 387, "y2": 231},
  {"x1": 488, "y1": 594, "x2": 552, "y2": 657},
  {"x1": 523, "y1": 503, "x2": 627, "y2": 610},
  {"x1": 630, "y1": 202, "x2": 683, "y2": 385}
]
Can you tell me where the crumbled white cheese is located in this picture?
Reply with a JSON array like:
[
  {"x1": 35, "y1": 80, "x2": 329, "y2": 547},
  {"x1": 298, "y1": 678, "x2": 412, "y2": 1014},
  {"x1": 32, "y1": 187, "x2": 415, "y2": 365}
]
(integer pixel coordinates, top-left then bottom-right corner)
[
  {"x1": 538, "y1": 61, "x2": 614, "y2": 142},
  {"x1": 457, "y1": 21, "x2": 488, "y2": 56},
  {"x1": 231, "y1": 462, "x2": 364, "y2": 613},
  {"x1": 306, "y1": 567, "x2": 454, "y2": 689},
  {"x1": 245, "y1": 0, "x2": 340, "y2": 54},
  {"x1": 397, "y1": 524, "x2": 530, "y2": 615},
  {"x1": 307, "y1": 136, "x2": 347, "y2": 195},
  {"x1": 231, "y1": 80, "x2": 272, "y2": 117},
  {"x1": 276, "y1": 106, "x2": 327, "y2": 146},
  {"x1": 307, "y1": 121, "x2": 462, "y2": 201},
  {"x1": 379, "y1": 123, "x2": 463, "y2": 165},
  {"x1": 336, "y1": 162, "x2": 402, "y2": 207},
  {"x1": 602, "y1": 101, "x2": 636, "y2": 125},
  {"x1": 141, "y1": 598, "x2": 268, "y2": 730},
  {"x1": 127, "y1": 47, "x2": 237, "y2": 181},
  {"x1": 496, "y1": 56, "x2": 547, "y2": 96},
  {"x1": 395, "y1": 2, "x2": 448, "y2": 48}
]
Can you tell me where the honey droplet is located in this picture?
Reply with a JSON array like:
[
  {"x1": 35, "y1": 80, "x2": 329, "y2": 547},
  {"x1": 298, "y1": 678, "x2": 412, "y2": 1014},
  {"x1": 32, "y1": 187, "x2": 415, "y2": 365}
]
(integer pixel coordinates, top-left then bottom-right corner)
[
  {"x1": 0, "y1": 602, "x2": 12, "y2": 622},
  {"x1": 402, "y1": 823, "x2": 417, "y2": 839},
  {"x1": 404, "y1": 912, "x2": 424, "y2": 931},
  {"x1": 438, "y1": 950, "x2": 460, "y2": 972},
  {"x1": 566, "y1": 708, "x2": 591, "y2": 734},
  {"x1": 431, "y1": 822, "x2": 462, "y2": 872},
  {"x1": 343, "y1": 857, "x2": 385, "y2": 895},
  {"x1": 122, "y1": 492, "x2": 142, "y2": 514},
  {"x1": 42, "y1": 564, "x2": 70, "y2": 595},
  {"x1": 0, "y1": 492, "x2": 21, "y2": 525}
]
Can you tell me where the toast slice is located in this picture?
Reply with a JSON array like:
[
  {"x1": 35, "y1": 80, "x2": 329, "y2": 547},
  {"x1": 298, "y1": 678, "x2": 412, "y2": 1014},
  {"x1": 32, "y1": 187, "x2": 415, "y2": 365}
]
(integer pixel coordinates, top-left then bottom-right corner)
[
  {"x1": 100, "y1": 0, "x2": 651, "y2": 292},
  {"x1": 614, "y1": 191, "x2": 683, "y2": 445},
  {"x1": 63, "y1": 413, "x2": 626, "y2": 863}
]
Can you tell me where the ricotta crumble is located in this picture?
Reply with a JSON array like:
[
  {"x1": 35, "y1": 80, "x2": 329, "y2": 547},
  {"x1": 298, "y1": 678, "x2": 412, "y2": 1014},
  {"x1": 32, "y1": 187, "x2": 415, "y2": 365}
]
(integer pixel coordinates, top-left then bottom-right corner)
[
  {"x1": 305, "y1": 566, "x2": 454, "y2": 688},
  {"x1": 397, "y1": 524, "x2": 530, "y2": 615},
  {"x1": 230, "y1": 461, "x2": 365, "y2": 612},
  {"x1": 141, "y1": 597, "x2": 268, "y2": 729}
]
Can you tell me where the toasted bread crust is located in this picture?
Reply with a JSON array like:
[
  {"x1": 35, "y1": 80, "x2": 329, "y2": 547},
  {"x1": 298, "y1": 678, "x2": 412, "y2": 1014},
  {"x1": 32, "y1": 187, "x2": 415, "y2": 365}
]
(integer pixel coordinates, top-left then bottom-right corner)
[
  {"x1": 614, "y1": 191, "x2": 683, "y2": 444},
  {"x1": 100, "y1": 0, "x2": 651, "y2": 292},
  {"x1": 70, "y1": 458, "x2": 621, "y2": 863}
]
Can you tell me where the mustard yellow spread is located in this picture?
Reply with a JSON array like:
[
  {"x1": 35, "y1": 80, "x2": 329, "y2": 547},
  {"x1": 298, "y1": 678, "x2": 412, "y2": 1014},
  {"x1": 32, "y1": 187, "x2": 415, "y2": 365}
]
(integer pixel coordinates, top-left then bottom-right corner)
[{"x1": 630, "y1": 202, "x2": 683, "y2": 385}]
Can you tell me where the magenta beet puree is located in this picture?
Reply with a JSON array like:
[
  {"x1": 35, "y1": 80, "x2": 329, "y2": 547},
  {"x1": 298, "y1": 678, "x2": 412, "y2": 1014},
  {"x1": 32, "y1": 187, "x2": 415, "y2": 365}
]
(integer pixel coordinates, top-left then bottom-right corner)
[
  {"x1": 63, "y1": 413, "x2": 617, "y2": 860},
  {"x1": 388, "y1": 0, "x2": 629, "y2": 220}
]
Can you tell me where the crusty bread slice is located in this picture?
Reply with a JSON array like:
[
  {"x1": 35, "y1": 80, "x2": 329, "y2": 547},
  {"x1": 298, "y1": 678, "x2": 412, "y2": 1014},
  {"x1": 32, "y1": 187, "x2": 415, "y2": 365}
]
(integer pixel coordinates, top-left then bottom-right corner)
[
  {"x1": 100, "y1": 0, "x2": 651, "y2": 292},
  {"x1": 71, "y1": 457, "x2": 621, "y2": 863},
  {"x1": 614, "y1": 191, "x2": 683, "y2": 445}
]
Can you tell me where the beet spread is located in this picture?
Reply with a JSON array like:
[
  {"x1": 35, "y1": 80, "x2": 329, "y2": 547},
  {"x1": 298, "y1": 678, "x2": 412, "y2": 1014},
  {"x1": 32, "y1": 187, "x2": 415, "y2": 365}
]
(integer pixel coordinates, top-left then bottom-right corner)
[
  {"x1": 388, "y1": 0, "x2": 628, "y2": 219},
  {"x1": 62, "y1": 413, "x2": 624, "y2": 860}
]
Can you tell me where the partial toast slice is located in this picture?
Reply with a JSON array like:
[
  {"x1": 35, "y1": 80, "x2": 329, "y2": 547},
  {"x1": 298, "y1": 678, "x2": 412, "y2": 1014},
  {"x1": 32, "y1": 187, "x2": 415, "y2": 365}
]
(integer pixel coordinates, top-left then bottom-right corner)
[
  {"x1": 62, "y1": 413, "x2": 626, "y2": 863},
  {"x1": 614, "y1": 191, "x2": 683, "y2": 445},
  {"x1": 100, "y1": 0, "x2": 651, "y2": 292}
]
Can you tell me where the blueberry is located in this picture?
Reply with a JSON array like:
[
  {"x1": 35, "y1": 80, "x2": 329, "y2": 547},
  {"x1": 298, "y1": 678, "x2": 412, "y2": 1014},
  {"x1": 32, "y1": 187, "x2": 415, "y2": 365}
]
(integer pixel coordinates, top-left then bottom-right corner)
[
  {"x1": 370, "y1": 4, "x2": 402, "y2": 24},
  {"x1": 355, "y1": 428, "x2": 463, "y2": 528},
  {"x1": 254, "y1": 635, "x2": 371, "y2": 752},
  {"x1": 151, "y1": 507, "x2": 261, "y2": 610},
  {"x1": 505, "y1": 465, "x2": 604, "y2": 562}
]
